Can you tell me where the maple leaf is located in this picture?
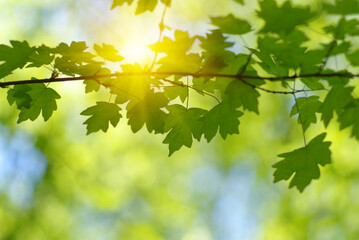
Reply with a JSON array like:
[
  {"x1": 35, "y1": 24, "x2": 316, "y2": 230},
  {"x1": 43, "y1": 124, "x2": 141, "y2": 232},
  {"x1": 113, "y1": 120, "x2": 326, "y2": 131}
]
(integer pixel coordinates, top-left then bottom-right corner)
[
  {"x1": 199, "y1": 30, "x2": 235, "y2": 72},
  {"x1": 149, "y1": 30, "x2": 196, "y2": 55},
  {"x1": 201, "y1": 98, "x2": 243, "y2": 142},
  {"x1": 319, "y1": 85, "x2": 354, "y2": 127},
  {"x1": 17, "y1": 83, "x2": 61, "y2": 123},
  {"x1": 7, "y1": 85, "x2": 32, "y2": 109},
  {"x1": 290, "y1": 96, "x2": 322, "y2": 132},
  {"x1": 94, "y1": 43, "x2": 124, "y2": 62},
  {"x1": 83, "y1": 67, "x2": 113, "y2": 93},
  {"x1": 324, "y1": 0, "x2": 359, "y2": 15},
  {"x1": 53, "y1": 41, "x2": 96, "y2": 64},
  {"x1": 163, "y1": 105, "x2": 207, "y2": 156},
  {"x1": 126, "y1": 91, "x2": 169, "y2": 134},
  {"x1": 225, "y1": 80, "x2": 260, "y2": 114},
  {"x1": 0, "y1": 41, "x2": 34, "y2": 78},
  {"x1": 210, "y1": 14, "x2": 251, "y2": 35},
  {"x1": 273, "y1": 133, "x2": 332, "y2": 192},
  {"x1": 27, "y1": 45, "x2": 55, "y2": 68},
  {"x1": 337, "y1": 100, "x2": 359, "y2": 140},
  {"x1": 81, "y1": 102, "x2": 122, "y2": 134},
  {"x1": 257, "y1": 0, "x2": 315, "y2": 34},
  {"x1": 163, "y1": 80, "x2": 188, "y2": 103},
  {"x1": 346, "y1": 50, "x2": 359, "y2": 66},
  {"x1": 324, "y1": 17, "x2": 359, "y2": 40},
  {"x1": 108, "y1": 63, "x2": 152, "y2": 102}
]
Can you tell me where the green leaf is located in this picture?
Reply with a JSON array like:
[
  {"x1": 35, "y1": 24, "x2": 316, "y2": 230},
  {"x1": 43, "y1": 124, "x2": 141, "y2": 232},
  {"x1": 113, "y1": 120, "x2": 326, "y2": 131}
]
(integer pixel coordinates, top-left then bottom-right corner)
[
  {"x1": 300, "y1": 77, "x2": 325, "y2": 90},
  {"x1": 225, "y1": 80, "x2": 260, "y2": 114},
  {"x1": 83, "y1": 80, "x2": 101, "y2": 93},
  {"x1": 273, "y1": 133, "x2": 332, "y2": 192},
  {"x1": 324, "y1": 17, "x2": 359, "y2": 40},
  {"x1": 81, "y1": 102, "x2": 122, "y2": 134},
  {"x1": 201, "y1": 98, "x2": 243, "y2": 142},
  {"x1": 7, "y1": 85, "x2": 32, "y2": 109},
  {"x1": 17, "y1": 83, "x2": 61, "y2": 123},
  {"x1": 149, "y1": 31, "x2": 202, "y2": 73},
  {"x1": 210, "y1": 14, "x2": 251, "y2": 35},
  {"x1": 346, "y1": 50, "x2": 359, "y2": 66},
  {"x1": 149, "y1": 30, "x2": 196, "y2": 55},
  {"x1": 54, "y1": 57, "x2": 78, "y2": 76},
  {"x1": 290, "y1": 96, "x2": 322, "y2": 132},
  {"x1": 27, "y1": 45, "x2": 54, "y2": 68},
  {"x1": 54, "y1": 41, "x2": 96, "y2": 64},
  {"x1": 319, "y1": 70, "x2": 351, "y2": 86},
  {"x1": 337, "y1": 100, "x2": 359, "y2": 140},
  {"x1": 319, "y1": 85, "x2": 354, "y2": 127},
  {"x1": 78, "y1": 64, "x2": 102, "y2": 76},
  {"x1": 163, "y1": 105, "x2": 207, "y2": 156},
  {"x1": 109, "y1": 63, "x2": 151, "y2": 102},
  {"x1": 322, "y1": 41, "x2": 351, "y2": 56},
  {"x1": 94, "y1": 43, "x2": 124, "y2": 62},
  {"x1": 83, "y1": 67, "x2": 113, "y2": 93},
  {"x1": 0, "y1": 41, "x2": 34, "y2": 78},
  {"x1": 233, "y1": 0, "x2": 244, "y2": 5},
  {"x1": 324, "y1": 0, "x2": 359, "y2": 15},
  {"x1": 257, "y1": 0, "x2": 315, "y2": 34},
  {"x1": 126, "y1": 91, "x2": 169, "y2": 134},
  {"x1": 199, "y1": 30, "x2": 235, "y2": 72},
  {"x1": 163, "y1": 81, "x2": 188, "y2": 103}
]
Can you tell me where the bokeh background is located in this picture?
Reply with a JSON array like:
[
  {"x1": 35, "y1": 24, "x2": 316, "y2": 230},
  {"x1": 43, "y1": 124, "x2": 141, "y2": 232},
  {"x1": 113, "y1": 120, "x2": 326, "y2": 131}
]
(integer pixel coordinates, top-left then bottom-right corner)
[{"x1": 0, "y1": 0, "x2": 359, "y2": 239}]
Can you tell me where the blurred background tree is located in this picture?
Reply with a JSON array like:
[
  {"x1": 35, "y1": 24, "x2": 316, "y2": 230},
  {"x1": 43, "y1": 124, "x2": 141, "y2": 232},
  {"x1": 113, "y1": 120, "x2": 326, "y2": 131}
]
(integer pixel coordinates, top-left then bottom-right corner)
[{"x1": 0, "y1": 0, "x2": 359, "y2": 239}]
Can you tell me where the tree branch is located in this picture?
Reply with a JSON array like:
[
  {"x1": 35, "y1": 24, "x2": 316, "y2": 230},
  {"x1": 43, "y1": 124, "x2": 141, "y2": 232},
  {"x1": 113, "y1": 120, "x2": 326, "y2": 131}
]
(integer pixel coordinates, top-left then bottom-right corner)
[{"x1": 0, "y1": 71, "x2": 356, "y2": 88}]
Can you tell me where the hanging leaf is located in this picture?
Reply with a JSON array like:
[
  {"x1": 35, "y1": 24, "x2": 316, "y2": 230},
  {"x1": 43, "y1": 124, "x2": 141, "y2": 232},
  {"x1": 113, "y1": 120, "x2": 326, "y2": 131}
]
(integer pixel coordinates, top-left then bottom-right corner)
[
  {"x1": 257, "y1": 0, "x2": 315, "y2": 34},
  {"x1": 201, "y1": 98, "x2": 243, "y2": 142},
  {"x1": 94, "y1": 43, "x2": 124, "y2": 62},
  {"x1": 210, "y1": 14, "x2": 251, "y2": 35},
  {"x1": 17, "y1": 83, "x2": 61, "y2": 123},
  {"x1": 81, "y1": 102, "x2": 122, "y2": 134},
  {"x1": 290, "y1": 96, "x2": 322, "y2": 132},
  {"x1": 163, "y1": 105, "x2": 207, "y2": 156},
  {"x1": 273, "y1": 133, "x2": 331, "y2": 192}
]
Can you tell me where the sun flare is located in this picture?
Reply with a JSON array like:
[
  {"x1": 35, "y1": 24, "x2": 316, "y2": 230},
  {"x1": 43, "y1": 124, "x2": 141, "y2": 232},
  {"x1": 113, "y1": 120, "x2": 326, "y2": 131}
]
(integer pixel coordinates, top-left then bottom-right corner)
[{"x1": 120, "y1": 41, "x2": 153, "y2": 64}]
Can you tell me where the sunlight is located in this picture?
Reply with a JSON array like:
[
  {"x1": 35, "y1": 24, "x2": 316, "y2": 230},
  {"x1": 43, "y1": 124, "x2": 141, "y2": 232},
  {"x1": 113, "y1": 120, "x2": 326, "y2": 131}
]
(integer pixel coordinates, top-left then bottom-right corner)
[{"x1": 120, "y1": 41, "x2": 154, "y2": 64}]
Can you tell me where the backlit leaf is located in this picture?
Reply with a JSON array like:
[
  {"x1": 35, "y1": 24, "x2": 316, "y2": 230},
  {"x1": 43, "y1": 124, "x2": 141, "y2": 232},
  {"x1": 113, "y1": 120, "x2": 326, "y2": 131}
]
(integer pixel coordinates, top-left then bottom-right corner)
[
  {"x1": 17, "y1": 83, "x2": 61, "y2": 123},
  {"x1": 163, "y1": 105, "x2": 207, "y2": 156},
  {"x1": 94, "y1": 43, "x2": 124, "y2": 62},
  {"x1": 81, "y1": 102, "x2": 122, "y2": 134}
]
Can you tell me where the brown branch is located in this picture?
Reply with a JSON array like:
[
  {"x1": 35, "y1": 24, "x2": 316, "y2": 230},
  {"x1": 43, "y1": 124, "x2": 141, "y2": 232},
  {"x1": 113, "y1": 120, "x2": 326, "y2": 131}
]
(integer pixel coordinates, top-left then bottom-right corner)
[{"x1": 1, "y1": 71, "x2": 356, "y2": 88}]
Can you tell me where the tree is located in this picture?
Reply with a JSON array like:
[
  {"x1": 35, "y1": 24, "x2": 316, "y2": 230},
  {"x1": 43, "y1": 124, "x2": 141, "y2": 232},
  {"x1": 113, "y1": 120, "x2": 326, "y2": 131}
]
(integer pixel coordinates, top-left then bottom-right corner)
[{"x1": 1, "y1": 0, "x2": 359, "y2": 238}]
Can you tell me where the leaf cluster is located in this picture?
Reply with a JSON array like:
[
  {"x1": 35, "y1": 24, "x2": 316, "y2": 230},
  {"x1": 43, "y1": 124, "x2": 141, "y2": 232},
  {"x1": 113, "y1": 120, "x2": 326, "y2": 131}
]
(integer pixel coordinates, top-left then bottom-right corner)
[{"x1": 2, "y1": 0, "x2": 359, "y2": 192}]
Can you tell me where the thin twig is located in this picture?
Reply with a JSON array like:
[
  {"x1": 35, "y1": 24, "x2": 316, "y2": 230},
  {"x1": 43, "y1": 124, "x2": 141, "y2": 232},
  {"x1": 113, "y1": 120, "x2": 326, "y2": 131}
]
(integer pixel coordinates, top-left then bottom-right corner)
[
  {"x1": 149, "y1": 0, "x2": 170, "y2": 71},
  {"x1": 292, "y1": 80, "x2": 307, "y2": 146}
]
